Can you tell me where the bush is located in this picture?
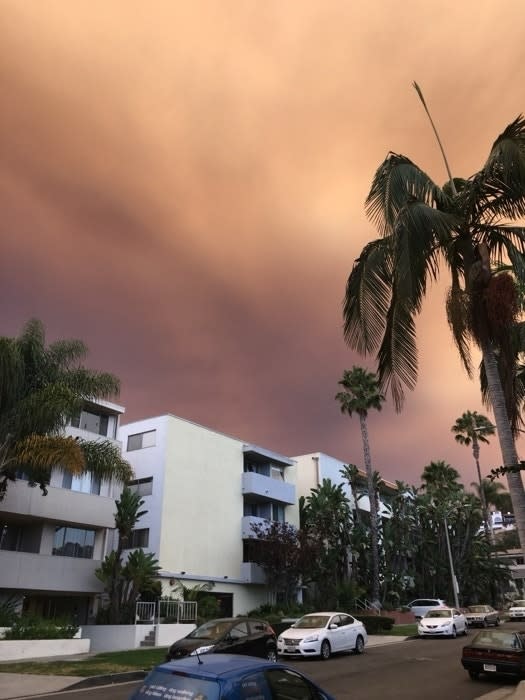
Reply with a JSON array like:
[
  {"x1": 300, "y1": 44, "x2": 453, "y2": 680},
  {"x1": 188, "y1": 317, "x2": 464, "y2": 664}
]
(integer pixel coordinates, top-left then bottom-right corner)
[
  {"x1": 0, "y1": 596, "x2": 20, "y2": 627},
  {"x1": 4, "y1": 615, "x2": 79, "y2": 640},
  {"x1": 356, "y1": 615, "x2": 395, "y2": 634}
]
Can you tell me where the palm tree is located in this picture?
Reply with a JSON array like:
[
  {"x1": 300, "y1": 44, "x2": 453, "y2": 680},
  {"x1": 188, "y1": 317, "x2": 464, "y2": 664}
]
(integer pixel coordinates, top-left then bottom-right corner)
[
  {"x1": 451, "y1": 410, "x2": 495, "y2": 539},
  {"x1": 0, "y1": 319, "x2": 133, "y2": 500},
  {"x1": 336, "y1": 366, "x2": 384, "y2": 606},
  {"x1": 342, "y1": 87, "x2": 525, "y2": 553}
]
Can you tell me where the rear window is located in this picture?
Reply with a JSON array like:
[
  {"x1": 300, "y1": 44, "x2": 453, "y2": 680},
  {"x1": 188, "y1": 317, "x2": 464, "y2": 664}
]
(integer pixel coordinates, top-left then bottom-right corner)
[
  {"x1": 472, "y1": 632, "x2": 522, "y2": 650},
  {"x1": 133, "y1": 670, "x2": 220, "y2": 700}
]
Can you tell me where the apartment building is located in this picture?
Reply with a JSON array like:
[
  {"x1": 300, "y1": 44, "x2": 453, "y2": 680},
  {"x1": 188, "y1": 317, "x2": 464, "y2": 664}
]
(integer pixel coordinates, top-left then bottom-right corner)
[
  {"x1": 293, "y1": 451, "x2": 397, "y2": 518},
  {"x1": 118, "y1": 414, "x2": 299, "y2": 617},
  {"x1": 0, "y1": 400, "x2": 125, "y2": 624}
]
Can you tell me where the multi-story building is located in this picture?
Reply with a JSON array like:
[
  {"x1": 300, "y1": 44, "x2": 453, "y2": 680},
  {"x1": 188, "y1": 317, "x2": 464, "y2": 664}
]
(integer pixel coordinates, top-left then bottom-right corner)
[
  {"x1": 118, "y1": 414, "x2": 298, "y2": 617},
  {"x1": 0, "y1": 399, "x2": 126, "y2": 624},
  {"x1": 293, "y1": 451, "x2": 397, "y2": 519}
]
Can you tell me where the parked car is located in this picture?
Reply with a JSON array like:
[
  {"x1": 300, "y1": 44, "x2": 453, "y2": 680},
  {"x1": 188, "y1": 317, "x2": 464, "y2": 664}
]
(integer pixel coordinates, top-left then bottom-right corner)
[
  {"x1": 166, "y1": 617, "x2": 277, "y2": 662},
  {"x1": 418, "y1": 607, "x2": 468, "y2": 638},
  {"x1": 407, "y1": 598, "x2": 447, "y2": 619},
  {"x1": 130, "y1": 654, "x2": 336, "y2": 700},
  {"x1": 461, "y1": 629, "x2": 525, "y2": 680},
  {"x1": 465, "y1": 605, "x2": 500, "y2": 628},
  {"x1": 508, "y1": 600, "x2": 525, "y2": 620},
  {"x1": 276, "y1": 612, "x2": 367, "y2": 660}
]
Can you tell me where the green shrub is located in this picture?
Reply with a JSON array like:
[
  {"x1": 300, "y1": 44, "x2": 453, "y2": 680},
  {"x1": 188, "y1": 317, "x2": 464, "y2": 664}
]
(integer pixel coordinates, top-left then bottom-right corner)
[
  {"x1": 356, "y1": 615, "x2": 395, "y2": 634},
  {"x1": 4, "y1": 615, "x2": 79, "y2": 640},
  {"x1": 0, "y1": 596, "x2": 20, "y2": 627}
]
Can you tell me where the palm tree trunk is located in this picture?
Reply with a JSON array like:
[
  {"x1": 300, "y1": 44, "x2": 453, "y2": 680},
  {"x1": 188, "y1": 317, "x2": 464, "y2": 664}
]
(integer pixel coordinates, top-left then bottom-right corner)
[
  {"x1": 359, "y1": 413, "x2": 380, "y2": 606},
  {"x1": 480, "y1": 338, "x2": 525, "y2": 554},
  {"x1": 472, "y1": 436, "x2": 494, "y2": 545}
]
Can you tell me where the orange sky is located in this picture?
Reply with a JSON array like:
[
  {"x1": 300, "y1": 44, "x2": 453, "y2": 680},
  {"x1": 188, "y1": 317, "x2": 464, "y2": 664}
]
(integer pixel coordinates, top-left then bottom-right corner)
[{"x1": 2, "y1": 0, "x2": 525, "y2": 488}]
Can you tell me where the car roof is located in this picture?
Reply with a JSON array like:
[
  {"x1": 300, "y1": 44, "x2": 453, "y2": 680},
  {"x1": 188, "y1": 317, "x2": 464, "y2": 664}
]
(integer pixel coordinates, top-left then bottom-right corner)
[
  {"x1": 301, "y1": 611, "x2": 347, "y2": 616},
  {"x1": 155, "y1": 654, "x2": 297, "y2": 680}
]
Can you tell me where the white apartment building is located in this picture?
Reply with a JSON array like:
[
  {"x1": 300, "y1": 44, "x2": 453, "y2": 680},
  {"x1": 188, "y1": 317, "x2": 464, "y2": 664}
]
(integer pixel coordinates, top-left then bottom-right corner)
[
  {"x1": 0, "y1": 400, "x2": 125, "y2": 624},
  {"x1": 118, "y1": 414, "x2": 299, "y2": 617},
  {"x1": 293, "y1": 451, "x2": 396, "y2": 518}
]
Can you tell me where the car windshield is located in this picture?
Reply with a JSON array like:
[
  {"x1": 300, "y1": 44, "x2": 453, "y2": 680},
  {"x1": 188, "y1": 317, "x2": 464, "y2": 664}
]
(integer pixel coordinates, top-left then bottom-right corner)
[
  {"x1": 294, "y1": 615, "x2": 330, "y2": 629},
  {"x1": 425, "y1": 610, "x2": 451, "y2": 618},
  {"x1": 188, "y1": 621, "x2": 231, "y2": 640},
  {"x1": 468, "y1": 606, "x2": 489, "y2": 613},
  {"x1": 472, "y1": 631, "x2": 522, "y2": 650},
  {"x1": 136, "y1": 670, "x2": 220, "y2": 700},
  {"x1": 512, "y1": 601, "x2": 525, "y2": 607}
]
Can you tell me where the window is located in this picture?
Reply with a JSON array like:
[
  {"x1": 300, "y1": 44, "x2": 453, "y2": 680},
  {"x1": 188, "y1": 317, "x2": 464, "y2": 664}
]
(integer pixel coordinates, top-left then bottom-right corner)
[
  {"x1": 127, "y1": 430, "x2": 156, "y2": 451},
  {"x1": 271, "y1": 466, "x2": 285, "y2": 481},
  {"x1": 265, "y1": 668, "x2": 318, "y2": 700},
  {"x1": 271, "y1": 503, "x2": 285, "y2": 522},
  {"x1": 53, "y1": 526, "x2": 95, "y2": 559},
  {"x1": 71, "y1": 410, "x2": 111, "y2": 437},
  {"x1": 128, "y1": 476, "x2": 153, "y2": 497},
  {"x1": 121, "y1": 528, "x2": 149, "y2": 549},
  {"x1": 62, "y1": 472, "x2": 101, "y2": 495}
]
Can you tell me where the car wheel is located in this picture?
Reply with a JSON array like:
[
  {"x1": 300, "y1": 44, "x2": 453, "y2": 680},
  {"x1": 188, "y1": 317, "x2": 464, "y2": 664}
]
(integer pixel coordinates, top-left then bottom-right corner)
[
  {"x1": 266, "y1": 647, "x2": 277, "y2": 662},
  {"x1": 451, "y1": 626, "x2": 457, "y2": 639},
  {"x1": 468, "y1": 670, "x2": 480, "y2": 680},
  {"x1": 463, "y1": 623, "x2": 468, "y2": 636},
  {"x1": 354, "y1": 635, "x2": 365, "y2": 654},
  {"x1": 320, "y1": 640, "x2": 331, "y2": 660}
]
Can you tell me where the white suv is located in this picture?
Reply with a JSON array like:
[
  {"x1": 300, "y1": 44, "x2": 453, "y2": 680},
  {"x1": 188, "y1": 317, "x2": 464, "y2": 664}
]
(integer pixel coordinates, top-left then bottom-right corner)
[{"x1": 407, "y1": 598, "x2": 447, "y2": 619}]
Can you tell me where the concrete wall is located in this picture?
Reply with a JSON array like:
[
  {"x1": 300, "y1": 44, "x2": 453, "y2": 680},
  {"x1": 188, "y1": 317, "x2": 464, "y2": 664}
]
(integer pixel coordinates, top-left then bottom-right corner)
[
  {"x1": 0, "y1": 638, "x2": 90, "y2": 661},
  {"x1": 80, "y1": 623, "x2": 195, "y2": 652}
]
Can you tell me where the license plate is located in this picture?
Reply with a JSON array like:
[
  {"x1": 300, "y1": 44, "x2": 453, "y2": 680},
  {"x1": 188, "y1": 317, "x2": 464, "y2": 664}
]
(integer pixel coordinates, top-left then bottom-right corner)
[
  {"x1": 285, "y1": 641, "x2": 297, "y2": 647},
  {"x1": 483, "y1": 664, "x2": 497, "y2": 672}
]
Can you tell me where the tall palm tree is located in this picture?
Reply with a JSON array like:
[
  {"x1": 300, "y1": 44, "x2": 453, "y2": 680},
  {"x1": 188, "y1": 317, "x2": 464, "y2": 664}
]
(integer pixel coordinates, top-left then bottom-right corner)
[
  {"x1": 342, "y1": 88, "x2": 525, "y2": 553},
  {"x1": 336, "y1": 366, "x2": 384, "y2": 606},
  {"x1": 451, "y1": 410, "x2": 495, "y2": 539},
  {"x1": 0, "y1": 319, "x2": 133, "y2": 500}
]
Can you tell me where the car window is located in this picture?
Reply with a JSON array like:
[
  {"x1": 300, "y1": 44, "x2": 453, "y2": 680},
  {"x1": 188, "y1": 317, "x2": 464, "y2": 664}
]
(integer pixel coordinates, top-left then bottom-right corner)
[
  {"x1": 135, "y1": 670, "x2": 220, "y2": 700},
  {"x1": 239, "y1": 673, "x2": 271, "y2": 700},
  {"x1": 230, "y1": 621, "x2": 250, "y2": 640},
  {"x1": 265, "y1": 669, "x2": 316, "y2": 700},
  {"x1": 339, "y1": 615, "x2": 353, "y2": 626},
  {"x1": 249, "y1": 620, "x2": 269, "y2": 635},
  {"x1": 330, "y1": 616, "x2": 342, "y2": 627}
]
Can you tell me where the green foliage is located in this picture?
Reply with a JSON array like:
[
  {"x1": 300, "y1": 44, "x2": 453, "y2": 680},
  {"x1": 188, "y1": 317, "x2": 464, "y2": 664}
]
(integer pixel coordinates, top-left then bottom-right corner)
[
  {"x1": 0, "y1": 596, "x2": 20, "y2": 626},
  {"x1": 4, "y1": 615, "x2": 78, "y2": 640},
  {"x1": 357, "y1": 615, "x2": 394, "y2": 634}
]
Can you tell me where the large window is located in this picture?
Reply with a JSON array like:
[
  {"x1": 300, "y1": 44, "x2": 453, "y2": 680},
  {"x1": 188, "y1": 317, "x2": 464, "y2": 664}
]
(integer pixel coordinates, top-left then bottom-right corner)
[
  {"x1": 127, "y1": 430, "x2": 156, "y2": 451},
  {"x1": 128, "y1": 476, "x2": 153, "y2": 497},
  {"x1": 121, "y1": 528, "x2": 149, "y2": 549},
  {"x1": 53, "y1": 526, "x2": 95, "y2": 559},
  {"x1": 62, "y1": 472, "x2": 101, "y2": 495},
  {"x1": 71, "y1": 410, "x2": 111, "y2": 437}
]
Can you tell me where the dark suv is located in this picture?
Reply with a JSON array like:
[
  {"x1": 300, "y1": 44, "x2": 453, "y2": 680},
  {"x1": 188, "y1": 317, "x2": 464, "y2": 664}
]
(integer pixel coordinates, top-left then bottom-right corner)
[{"x1": 166, "y1": 617, "x2": 277, "y2": 662}]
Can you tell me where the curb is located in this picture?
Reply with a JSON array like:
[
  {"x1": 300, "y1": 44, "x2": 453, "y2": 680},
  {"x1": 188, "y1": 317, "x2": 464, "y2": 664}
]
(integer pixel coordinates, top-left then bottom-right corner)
[{"x1": 65, "y1": 670, "x2": 148, "y2": 691}]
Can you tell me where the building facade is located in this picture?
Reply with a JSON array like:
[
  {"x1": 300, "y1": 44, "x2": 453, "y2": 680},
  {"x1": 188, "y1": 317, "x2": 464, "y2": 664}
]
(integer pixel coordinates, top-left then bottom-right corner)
[
  {"x1": 118, "y1": 414, "x2": 299, "y2": 617},
  {"x1": 0, "y1": 399, "x2": 125, "y2": 624}
]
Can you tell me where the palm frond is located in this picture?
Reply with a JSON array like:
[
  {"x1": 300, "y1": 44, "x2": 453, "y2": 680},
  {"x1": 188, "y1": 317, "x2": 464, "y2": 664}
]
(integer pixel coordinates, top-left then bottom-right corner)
[
  {"x1": 14, "y1": 434, "x2": 85, "y2": 472},
  {"x1": 343, "y1": 238, "x2": 393, "y2": 354},
  {"x1": 78, "y1": 439, "x2": 134, "y2": 484},
  {"x1": 445, "y1": 277, "x2": 472, "y2": 376},
  {"x1": 366, "y1": 153, "x2": 450, "y2": 236}
]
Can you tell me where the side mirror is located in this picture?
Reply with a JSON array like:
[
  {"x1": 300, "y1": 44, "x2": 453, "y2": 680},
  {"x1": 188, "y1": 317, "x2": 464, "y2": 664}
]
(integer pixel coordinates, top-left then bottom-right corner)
[{"x1": 329, "y1": 624, "x2": 338, "y2": 630}]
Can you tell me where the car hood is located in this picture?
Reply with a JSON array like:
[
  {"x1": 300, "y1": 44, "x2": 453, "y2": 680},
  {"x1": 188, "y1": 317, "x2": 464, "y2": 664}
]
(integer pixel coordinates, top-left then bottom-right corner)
[
  {"x1": 280, "y1": 627, "x2": 325, "y2": 640},
  {"x1": 419, "y1": 618, "x2": 452, "y2": 627}
]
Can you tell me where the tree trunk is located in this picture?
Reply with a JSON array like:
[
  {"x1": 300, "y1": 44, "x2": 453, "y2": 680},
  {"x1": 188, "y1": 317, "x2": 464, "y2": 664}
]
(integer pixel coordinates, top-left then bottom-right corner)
[
  {"x1": 480, "y1": 337, "x2": 525, "y2": 555},
  {"x1": 359, "y1": 413, "x2": 380, "y2": 606},
  {"x1": 472, "y1": 436, "x2": 494, "y2": 544}
]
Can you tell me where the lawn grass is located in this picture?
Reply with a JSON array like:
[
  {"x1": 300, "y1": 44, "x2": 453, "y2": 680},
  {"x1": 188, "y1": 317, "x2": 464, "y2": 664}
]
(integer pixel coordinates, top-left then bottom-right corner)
[{"x1": 0, "y1": 647, "x2": 169, "y2": 677}]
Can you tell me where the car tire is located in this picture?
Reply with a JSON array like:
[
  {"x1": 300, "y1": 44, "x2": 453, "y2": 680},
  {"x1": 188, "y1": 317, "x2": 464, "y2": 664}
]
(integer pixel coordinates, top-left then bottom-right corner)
[
  {"x1": 468, "y1": 670, "x2": 480, "y2": 680},
  {"x1": 320, "y1": 640, "x2": 331, "y2": 660},
  {"x1": 266, "y1": 647, "x2": 277, "y2": 662},
  {"x1": 354, "y1": 635, "x2": 365, "y2": 654},
  {"x1": 463, "y1": 624, "x2": 468, "y2": 636},
  {"x1": 451, "y1": 626, "x2": 457, "y2": 639}
]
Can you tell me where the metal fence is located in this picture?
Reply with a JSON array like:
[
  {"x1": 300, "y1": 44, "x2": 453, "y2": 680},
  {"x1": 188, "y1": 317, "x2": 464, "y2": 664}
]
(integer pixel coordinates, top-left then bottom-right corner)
[{"x1": 135, "y1": 600, "x2": 198, "y2": 624}]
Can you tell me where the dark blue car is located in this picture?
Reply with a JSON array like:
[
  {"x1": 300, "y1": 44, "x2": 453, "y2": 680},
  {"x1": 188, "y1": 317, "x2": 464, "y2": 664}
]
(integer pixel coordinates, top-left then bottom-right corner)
[{"x1": 129, "y1": 653, "x2": 335, "y2": 700}]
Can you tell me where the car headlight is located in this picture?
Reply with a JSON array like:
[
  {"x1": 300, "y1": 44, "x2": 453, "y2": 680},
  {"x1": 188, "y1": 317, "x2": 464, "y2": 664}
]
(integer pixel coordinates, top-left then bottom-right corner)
[
  {"x1": 190, "y1": 645, "x2": 215, "y2": 655},
  {"x1": 303, "y1": 634, "x2": 319, "y2": 643},
  {"x1": 278, "y1": 636, "x2": 283, "y2": 643},
  {"x1": 439, "y1": 623, "x2": 451, "y2": 629}
]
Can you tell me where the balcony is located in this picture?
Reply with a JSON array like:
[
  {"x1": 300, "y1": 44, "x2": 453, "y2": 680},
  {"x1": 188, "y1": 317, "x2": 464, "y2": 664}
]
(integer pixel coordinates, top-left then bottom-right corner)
[
  {"x1": 241, "y1": 472, "x2": 295, "y2": 505},
  {"x1": 242, "y1": 515, "x2": 270, "y2": 539},
  {"x1": 240, "y1": 562, "x2": 266, "y2": 584},
  {"x1": 1, "y1": 481, "x2": 116, "y2": 528},
  {"x1": 0, "y1": 550, "x2": 105, "y2": 593}
]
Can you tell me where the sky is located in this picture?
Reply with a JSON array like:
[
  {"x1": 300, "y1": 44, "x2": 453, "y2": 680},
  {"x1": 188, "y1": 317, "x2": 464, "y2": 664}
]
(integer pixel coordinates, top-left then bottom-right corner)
[{"x1": 2, "y1": 0, "x2": 525, "y2": 490}]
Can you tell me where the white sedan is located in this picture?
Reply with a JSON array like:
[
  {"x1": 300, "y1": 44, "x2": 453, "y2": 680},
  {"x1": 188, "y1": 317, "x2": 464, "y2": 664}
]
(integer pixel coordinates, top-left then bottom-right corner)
[
  {"x1": 508, "y1": 600, "x2": 525, "y2": 620},
  {"x1": 277, "y1": 612, "x2": 367, "y2": 660},
  {"x1": 418, "y1": 607, "x2": 468, "y2": 638}
]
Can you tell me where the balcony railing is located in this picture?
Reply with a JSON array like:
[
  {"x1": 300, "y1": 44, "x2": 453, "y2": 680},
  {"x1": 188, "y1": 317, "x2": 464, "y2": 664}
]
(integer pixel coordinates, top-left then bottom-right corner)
[{"x1": 241, "y1": 472, "x2": 295, "y2": 504}]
